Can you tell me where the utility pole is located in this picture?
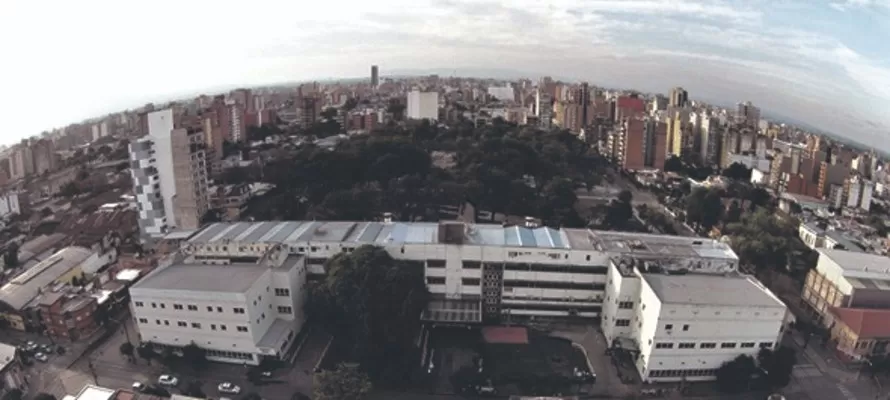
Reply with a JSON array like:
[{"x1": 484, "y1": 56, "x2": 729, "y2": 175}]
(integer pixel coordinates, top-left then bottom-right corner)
[{"x1": 87, "y1": 360, "x2": 99, "y2": 385}]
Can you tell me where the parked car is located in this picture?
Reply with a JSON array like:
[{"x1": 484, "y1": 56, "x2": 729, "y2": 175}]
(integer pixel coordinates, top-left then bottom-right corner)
[
  {"x1": 40, "y1": 345, "x2": 53, "y2": 354},
  {"x1": 260, "y1": 371, "x2": 272, "y2": 378},
  {"x1": 157, "y1": 375, "x2": 178, "y2": 386},
  {"x1": 217, "y1": 382, "x2": 241, "y2": 394},
  {"x1": 33, "y1": 353, "x2": 48, "y2": 362},
  {"x1": 24, "y1": 341, "x2": 38, "y2": 352},
  {"x1": 132, "y1": 382, "x2": 145, "y2": 392}
]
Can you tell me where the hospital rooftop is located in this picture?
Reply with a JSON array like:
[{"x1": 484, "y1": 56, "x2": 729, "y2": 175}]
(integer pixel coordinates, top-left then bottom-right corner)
[{"x1": 183, "y1": 220, "x2": 737, "y2": 260}]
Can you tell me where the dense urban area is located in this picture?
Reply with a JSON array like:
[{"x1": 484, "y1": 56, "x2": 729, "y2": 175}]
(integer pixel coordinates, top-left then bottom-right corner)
[{"x1": 0, "y1": 68, "x2": 888, "y2": 400}]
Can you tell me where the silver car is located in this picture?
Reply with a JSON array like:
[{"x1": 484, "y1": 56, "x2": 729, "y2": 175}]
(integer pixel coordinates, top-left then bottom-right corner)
[{"x1": 217, "y1": 382, "x2": 241, "y2": 394}]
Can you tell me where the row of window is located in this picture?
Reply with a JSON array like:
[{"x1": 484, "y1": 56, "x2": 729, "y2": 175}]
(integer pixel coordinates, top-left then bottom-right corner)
[
  {"x1": 425, "y1": 277, "x2": 483, "y2": 286},
  {"x1": 133, "y1": 302, "x2": 275, "y2": 315},
  {"x1": 502, "y1": 303, "x2": 602, "y2": 312},
  {"x1": 429, "y1": 261, "x2": 608, "y2": 275},
  {"x1": 655, "y1": 341, "x2": 773, "y2": 350},
  {"x1": 137, "y1": 318, "x2": 249, "y2": 332},
  {"x1": 504, "y1": 280, "x2": 605, "y2": 291},
  {"x1": 648, "y1": 369, "x2": 718, "y2": 378},
  {"x1": 205, "y1": 349, "x2": 253, "y2": 361}
]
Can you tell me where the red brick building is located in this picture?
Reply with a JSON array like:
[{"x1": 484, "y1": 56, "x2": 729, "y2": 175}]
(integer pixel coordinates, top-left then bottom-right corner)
[{"x1": 38, "y1": 291, "x2": 100, "y2": 341}]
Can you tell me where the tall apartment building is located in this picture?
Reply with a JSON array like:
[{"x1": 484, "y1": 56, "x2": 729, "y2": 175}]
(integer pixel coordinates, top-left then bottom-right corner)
[
  {"x1": 669, "y1": 87, "x2": 688, "y2": 108},
  {"x1": 129, "y1": 109, "x2": 210, "y2": 239},
  {"x1": 407, "y1": 90, "x2": 439, "y2": 121},
  {"x1": 536, "y1": 89, "x2": 553, "y2": 130},
  {"x1": 667, "y1": 110, "x2": 691, "y2": 157},
  {"x1": 650, "y1": 95, "x2": 668, "y2": 113},
  {"x1": 152, "y1": 220, "x2": 788, "y2": 381},
  {"x1": 737, "y1": 101, "x2": 761, "y2": 129},
  {"x1": 30, "y1": 138, "x2": 55, "y2": 175},
  {"x1": 698, "y1": 114, "x2": 721, "y2": 167},
  {"x1": 607, "y1": 118, "x2": 646, "y2": 170},
  {"x1": 643, "y1": 119, "x2": 668, "y2": 170},
  {"x1": 371, "y1": 65, "x2": 379, "y2": 87}
]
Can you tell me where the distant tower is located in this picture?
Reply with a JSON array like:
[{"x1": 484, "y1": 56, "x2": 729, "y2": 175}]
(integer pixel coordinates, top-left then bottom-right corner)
[
  {"x1": 669, "y1": 87, "x2": 688, "y2": 108},
  {"x1": 371, "y1": 65, "x2": 379, "y2": 87}
]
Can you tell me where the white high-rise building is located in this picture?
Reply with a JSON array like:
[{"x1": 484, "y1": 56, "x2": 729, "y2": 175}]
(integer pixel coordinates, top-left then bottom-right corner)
[
  {"x1": 407, "y1": 90, "x2": 439, "y2": 120},
  {"x1": 129, "y1": 109, "x2": 209, "y2": 239}
]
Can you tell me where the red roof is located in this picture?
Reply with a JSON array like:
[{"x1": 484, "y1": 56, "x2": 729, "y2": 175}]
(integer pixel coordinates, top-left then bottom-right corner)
[
  {"x1": 482, "y1": 326, "x2": 529, "y2": 344},
  {"x1": 830, "y1": 307, "x2": 890, "y2": 339}
]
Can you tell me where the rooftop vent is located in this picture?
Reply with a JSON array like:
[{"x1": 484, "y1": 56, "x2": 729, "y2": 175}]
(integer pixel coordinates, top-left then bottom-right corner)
[
  {"x1": 525, "y1": 216, "x2": 538, "y2": 228},
  {"x1": 383, "y1": 212, "x2": 393, "y2": 224}
]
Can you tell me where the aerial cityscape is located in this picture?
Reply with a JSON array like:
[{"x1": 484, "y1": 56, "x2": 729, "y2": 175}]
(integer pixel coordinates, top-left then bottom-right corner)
[{"x1": 1, "y1": 1, "x2": 890, "y2": 400}]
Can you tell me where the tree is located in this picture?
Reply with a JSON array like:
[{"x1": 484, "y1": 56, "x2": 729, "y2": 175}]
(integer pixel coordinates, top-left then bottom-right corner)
[
  {"x1": 309, "y1": 246, "x2": 429, "y2": 385},
  {"x1": 664, "y1": 155, "x2": 684, "y2": 173},
  {"x1": 758, "y1": 346, "x2": 797, "y2": 388},
  {"x1": 3, "y1": 243, "x2": 19, "y2": 269},
  {"x1": 2, "y1": 389, "x2": 22, "y2": 400},
  {"x1": 181, "y1": 343, "x2": 207, "y2": 369},
  {"x1": 39, "y1": 207, "x2": 52, "y2": 218},
  {"x1": 33, "y1": 393, "x2": 56, "y2": 400},
  {"x1": 320, "y1": 107, "x2": 338, "y2": 121},
  {"x1": 722, "y1": 162, "x2": 752, "y2": 181},
  {"x1": 313, "y1": 363, "x2": 372, "y2": 400},
  {"x1": 119, "y1": 342, "x2": 135, "y2": 360},
  {"x1": 684, "y1": 187, "x2": 723, "y2": 231},
  {"x1": 604, "y1": 190, "x2": 634, "y2": 229},
  {"x1": 716, "y1": 355, "x2": 757, "y2": 393},
  {"x1": 137, "y1": 343, "x2": 155, "y2": 365},
  {"x1": 159, "y1": 347, "x2": 176, "y2": 366},
  {"x1": 726, "y1": 200, "x2": 743, "y2": 224}
]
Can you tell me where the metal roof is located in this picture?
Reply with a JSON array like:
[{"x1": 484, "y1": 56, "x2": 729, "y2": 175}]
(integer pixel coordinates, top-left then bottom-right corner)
[
  {"x1": 0, "y1": 247, "x2": 94, "y2": 311},
  {"x1": 132, "y1": 262, "x2": 268, "y2": 293},
  {"x1": 643, "y1": 273, "x2": 785, "y2": 308},
  {"x1": 185, "y1": 220, "x2": 735, "y2": 258}
]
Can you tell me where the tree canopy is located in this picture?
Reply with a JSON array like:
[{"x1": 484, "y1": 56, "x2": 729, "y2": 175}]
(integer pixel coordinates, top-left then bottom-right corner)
[
  {"x1": 722, "y1": 162, "x2": 753, "y2": 181},
  {"x1": 716, "y1": 355, "x2": 757, "y2": 393},
  {"x1": 252, "y1": 121, "x2": 605, "y2": 227},
  {"x1": 309, "y1": 246, "x2": 429, "y2": 385},
  {"x1": 724, "y1": 209, "x2": 799, "y2": 271},
  {"x1": 313, "y1": 363, "x2": 372, "y2": 400}
]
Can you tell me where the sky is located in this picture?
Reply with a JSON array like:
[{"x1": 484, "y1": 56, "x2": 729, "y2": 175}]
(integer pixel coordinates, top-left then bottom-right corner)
[{"x1": 1, "y1": 0, "x2": 889, "y2": 149}]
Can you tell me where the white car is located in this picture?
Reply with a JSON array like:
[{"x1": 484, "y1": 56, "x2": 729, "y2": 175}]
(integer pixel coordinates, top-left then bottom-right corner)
[
  {"x1": 217, "y1": 382, "x2": 241, "y2": 394},
  {"x1": 157, "y1": 375, "x2": 178, "y2": 386},
  {"x1": 132, "y1": 382, "x2": 145, "y2": 392},
  {"x1": 34, "y1": 352, "x2": 48, "y2": 362}
]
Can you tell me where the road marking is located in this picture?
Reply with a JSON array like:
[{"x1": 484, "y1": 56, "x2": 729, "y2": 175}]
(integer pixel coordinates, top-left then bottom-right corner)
[{"x1": 837, "y1": 383, "x2": 857, "y2": 400}]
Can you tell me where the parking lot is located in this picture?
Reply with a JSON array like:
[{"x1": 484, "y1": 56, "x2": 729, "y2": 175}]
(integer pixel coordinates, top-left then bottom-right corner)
[{"x1": 424, "y1": 326, "x2": 594, "y2": 397}]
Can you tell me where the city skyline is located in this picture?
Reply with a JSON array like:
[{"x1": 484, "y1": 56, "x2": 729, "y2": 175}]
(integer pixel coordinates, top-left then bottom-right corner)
[{"x1": 2, "y1": 0, "x2": 888, "y2": 149}]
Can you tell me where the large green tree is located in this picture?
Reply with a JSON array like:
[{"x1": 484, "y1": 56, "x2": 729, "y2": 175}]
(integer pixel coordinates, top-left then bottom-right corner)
[
  {"x1": 313, "y1": 363, "x2": 372, "y2": 400},
  {"x1": 309, "y1": 246, "x2": 429, "y2": 385},
  {"x1": 715, "y1": 355, "x2": 757, "y2": 393},
  {"x1": 758, "y1": 347, "x2": 797, "y2": 388}
]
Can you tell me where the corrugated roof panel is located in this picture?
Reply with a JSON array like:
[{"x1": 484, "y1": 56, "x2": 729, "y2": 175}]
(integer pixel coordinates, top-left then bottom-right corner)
[
  {"x1": 234, "y1": 223, "x2": 265, "y2": 242},
  {"x1": 243, "y1": 222, "x2": 279, "y2": 242},
  {"x1": 374, "y1": 224, "x2": 396, "y2": 244},
  {"x1": 189, "y1": 223, "x2": 228, "y2": 243},
  {"x1": 550, "y1": 228, "x2": 567, "y2": 249},
  {"x1": 358, "y1": 223, "x2": 385, "y2": 242},
  {"x1": 258, "y1": 222, "x2": 293, "y2": 242},
  {"x1": 518, "y1": 227, "x2": 537, "y2": 248},
  {"x1": 504, "y1": 227, "x2": 522, "y2": 246},
  {"x1": 209, "y1": 223, "x2": 244, "y2": 242},
  {"x1": 475, "y1": 227, "x2": 505, "y2": 246},
  {"x1": 296, "y1": 221, "x2": 321, "y2": 241},
  {"x1": 532, "y1": 229, "x2": 553, "y2": 248},
  {"x1": 404, "y1": 223, "x2": 438, "y2": 243},
  {"x1": 270, "y1": 222, "x2": 304, "y2": 242},
  {"x1": 219, "y1": 223, "x2": 251, "y2": 241},
  {"x1": 388, "y1": 224, "x2": 410, "y2": 243}
]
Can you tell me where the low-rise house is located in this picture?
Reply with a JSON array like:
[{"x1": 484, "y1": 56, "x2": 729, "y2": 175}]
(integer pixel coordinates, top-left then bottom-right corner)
[
  {"x1": 0, "y1": 342, "x2": 25, "y2": 392},
  {"x1": 828, "y1": 307, "x2": 890, "y2": 360},
  {"x1": 37, "y1": 287, "x2": 100, "y2": 341},
  {"x1": 802, "y1": 249, "x2": 890, "y2": 327}
]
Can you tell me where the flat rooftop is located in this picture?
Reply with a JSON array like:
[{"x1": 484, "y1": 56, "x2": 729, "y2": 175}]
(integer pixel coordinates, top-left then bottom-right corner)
[
  {"x1": 132, "y1": 263, "x2": 267, "y2": 293},
  {"x1": 186, "y1": 221, "x2": 735, "y2": 259},
  {"x1": 819, "y1": 249, "x2": 890, "y2": 278},
  {"x1": 643, "y1": 272, "x2": 785, "y2": 308}
]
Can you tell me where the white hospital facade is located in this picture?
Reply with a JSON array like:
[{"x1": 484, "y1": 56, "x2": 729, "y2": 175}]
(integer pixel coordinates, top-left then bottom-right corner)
[{"x1": 129, "y1": 219, "x2": 788, "y2": 381}]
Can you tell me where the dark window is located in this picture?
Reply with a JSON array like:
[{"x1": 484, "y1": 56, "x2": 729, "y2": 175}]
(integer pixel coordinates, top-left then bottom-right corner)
[
  {"x1": 426, "y1": 277, "x2": 446, "y2": 285},
  {"x1": 502, "y1": 279, "x2": 604, "y2": 290},
  {"x1": 427, "y1": 260, "x2": 446, "y2": 268},
  {"x1": 462, "y1": 261, "x2": 482, "y2": 269},
  {"x1": 462, "y1": 278, "x2": 481, "y2": 286}
]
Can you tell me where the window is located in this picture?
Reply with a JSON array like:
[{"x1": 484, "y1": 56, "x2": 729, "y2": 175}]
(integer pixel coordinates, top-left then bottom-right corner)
[
  {"x1": 275, "y1": 288, "x2": 290, "y2": 296},
  {"x1": 174, "y1": 304, "x2": 184, "y2": 310},
  {"x1": 740, "y1": 342, "x2": 756, "y2": 348},
  {"x1": 211, "y1": 324, "x2": 217, "y2": 331},
  {"x1": 759, "y1": 342, "x2": 774, "y2": 349},
  {"x1": 217, "y1": 306, "x2": 223, "y2": 312},
  {"x1": 138, "y1": 318, "x2": 148, "y2": 323},
  {"x1": 155, "y1": 320, "x2": 161, "y2": 325},
  {"x1": 462, "y1": 261, "x2": 482, "y2": 269},
  {"x1": 615, "y1": 319, "x2": 631, "y2": 327},
  {"x1": 151, "y1": 303, "x2": 157, "y2": 308},
  {"x1": 679, "y1": 343, "x2": 696, "y2": 349},
  {"x1": 191, "y1": 323, "x2": 202, "y2": 329},
  {"x1": 426, "y1": 277, "x2": 446, "y2": 285},
  {"x1": 237, "y1": 326, "x2": 248, "y2": 332},
  {"x1": 655, "y1": 343, "x2": 674, "y2": 349},
  {"x1": 207, "y1": 306, "x2": 213, "y2": 312},
  {"x1": 700, "y1": 343, "x2": 717, "y2": 349},
  {"x1": 462, "y1": 278, "x2": 481, "y2": 286},
  {"x1": 187, "y1": 305, "x2": 198, "y2": 311},
  {"x1": 135, "y1": 302, "x2": 144, "y2": 307},
  {"x1": 618, "y1": 301, "x2": 634, "y2": 309},
  {"x1": 427, "y1": 260, "x2": 446, "y2": 268},
  {"x1": 278, "y1": 306, "x2": 293, "y2": 314},
  {"x1": 177, "y1": 321, "x2": 187, "y2": 327},
  {"x1": 665, "y1": 324, "x2": 674, "y2": 330},
  {"x1": 164, "y1": 320, "x2": 170, "y2": 326},
  {"x1": 721, "y1": 342, "x2": 737, "y2": 349},
  {"x1": 683, "y1": 324, "x2": 690, "y2": 331},
  {"x1": 233, "y1": 307, "x2": 245, "y2": 314},
  {"x1": 160, "y1": 303, "x2": 165, "y2": 309}
]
